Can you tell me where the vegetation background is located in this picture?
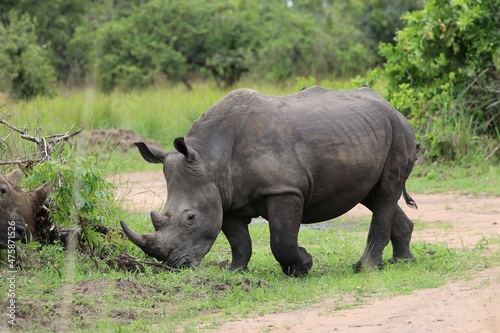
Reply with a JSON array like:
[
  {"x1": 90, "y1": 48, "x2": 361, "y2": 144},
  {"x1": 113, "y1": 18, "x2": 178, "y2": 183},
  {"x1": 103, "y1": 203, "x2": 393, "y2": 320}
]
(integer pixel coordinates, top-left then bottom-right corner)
[{"x1": 1, "y1": 0, "x2": 498, "y2": 163}]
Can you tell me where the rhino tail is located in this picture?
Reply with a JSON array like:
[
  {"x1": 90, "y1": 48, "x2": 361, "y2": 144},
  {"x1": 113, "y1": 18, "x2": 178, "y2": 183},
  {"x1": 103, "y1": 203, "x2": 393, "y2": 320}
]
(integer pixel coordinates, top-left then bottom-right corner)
[{"x1": 403, "y1": 185, "x2": 418, "y2": 209}]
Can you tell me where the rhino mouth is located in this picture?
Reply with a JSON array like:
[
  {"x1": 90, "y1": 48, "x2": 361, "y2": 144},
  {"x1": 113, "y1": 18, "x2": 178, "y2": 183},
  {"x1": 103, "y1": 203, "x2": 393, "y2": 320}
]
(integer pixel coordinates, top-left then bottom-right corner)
[
  {"x1": 165, "y1": 250, "x2": 199, "y2": 269},
  {"x1": 14, "y1": 223, "x2": 27, "y2": 241},
  {"x1": 168, "y1": 256, "x2": 192, "y2": 268}
]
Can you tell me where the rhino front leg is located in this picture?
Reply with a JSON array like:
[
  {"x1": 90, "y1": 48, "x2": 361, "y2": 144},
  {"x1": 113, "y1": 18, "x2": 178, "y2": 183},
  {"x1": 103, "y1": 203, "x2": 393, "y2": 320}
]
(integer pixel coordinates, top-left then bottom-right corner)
[
  {"x1": 266, "y1": 194, "x2": 313, "y2": 277},
  {"x1": 221, "y1": 215, "x2": 252, "y2": 271}
]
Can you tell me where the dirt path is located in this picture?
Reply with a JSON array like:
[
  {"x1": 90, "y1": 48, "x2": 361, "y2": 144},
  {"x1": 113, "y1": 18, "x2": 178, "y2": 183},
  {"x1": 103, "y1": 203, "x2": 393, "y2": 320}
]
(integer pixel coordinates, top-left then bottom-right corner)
[{"x1": 115, "y1": 170, "x2": 500, "y2": 333}]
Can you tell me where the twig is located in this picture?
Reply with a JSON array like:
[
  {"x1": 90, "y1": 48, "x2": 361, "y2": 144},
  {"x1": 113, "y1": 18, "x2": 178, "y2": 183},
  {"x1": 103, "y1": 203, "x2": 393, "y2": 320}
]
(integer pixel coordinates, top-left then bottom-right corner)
[
  {"x1": 0, "y1": 118, "x2": 82, "y2": 163},
  {"x1": 107, "y1": 252, "x2": 180, "y2": 272},
  {"x1": 0, "y1": 119, "x2": 27, "y2": 134},
  {"x1": 0, "y1": 158, "x2": 43, "y2": 166},
  {"x1": 484, "y1": 146, "x2": 500, "y2": 162},
  {"x1": 459, "y1": 68, "x2": 489, "y2": 97}
]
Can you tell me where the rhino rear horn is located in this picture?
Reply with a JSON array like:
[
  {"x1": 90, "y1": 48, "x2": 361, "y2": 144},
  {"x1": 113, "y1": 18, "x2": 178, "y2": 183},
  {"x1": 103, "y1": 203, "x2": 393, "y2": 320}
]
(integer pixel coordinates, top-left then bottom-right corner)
[{"x1": 151, "y1": 211, "x2": 168, "y2": 231}]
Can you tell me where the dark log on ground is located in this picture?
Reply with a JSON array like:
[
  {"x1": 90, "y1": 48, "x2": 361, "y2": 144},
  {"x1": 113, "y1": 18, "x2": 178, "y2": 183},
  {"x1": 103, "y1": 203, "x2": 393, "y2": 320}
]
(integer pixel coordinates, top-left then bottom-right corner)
[{"x1": 106, "y1": 252, "x2": 179, "y2": 273}]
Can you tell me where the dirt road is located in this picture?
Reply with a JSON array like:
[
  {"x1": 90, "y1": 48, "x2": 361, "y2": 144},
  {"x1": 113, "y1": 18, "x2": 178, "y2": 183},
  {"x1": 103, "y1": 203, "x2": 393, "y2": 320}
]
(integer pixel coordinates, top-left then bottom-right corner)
[{"x1": 115, "y1": 170, "x2": 500, "y2": 333}]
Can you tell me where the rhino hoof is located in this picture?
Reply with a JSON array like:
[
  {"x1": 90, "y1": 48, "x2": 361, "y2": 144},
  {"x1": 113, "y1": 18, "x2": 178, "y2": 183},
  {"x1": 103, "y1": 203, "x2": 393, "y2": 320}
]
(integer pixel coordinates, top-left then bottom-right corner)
[
  {"x1": 229, "y1": 265, "x2": 248, "y2": 272},
  {"x1": 352, "y1": 260, "x2": 384, "y2": 273},
  {"x1": 388, "y1": 255, "x2": 415, "y2": 265},
  {"x1": 281, "y1": 247, "x2": 313, "y2": 277}
]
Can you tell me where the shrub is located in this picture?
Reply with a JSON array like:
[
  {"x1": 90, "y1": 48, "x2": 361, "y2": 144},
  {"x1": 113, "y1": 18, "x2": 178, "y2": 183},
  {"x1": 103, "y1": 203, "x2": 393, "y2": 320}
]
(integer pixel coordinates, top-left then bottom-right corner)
[
  {"x1": 366, "y1": 0, "x2": 500, "y2": 161},
  {"x1": 0, "y1": 11, "x2": 56, "y2": 99},
  {"x1": 23, "y1": 154, "x2": 119, "y2": 256}
]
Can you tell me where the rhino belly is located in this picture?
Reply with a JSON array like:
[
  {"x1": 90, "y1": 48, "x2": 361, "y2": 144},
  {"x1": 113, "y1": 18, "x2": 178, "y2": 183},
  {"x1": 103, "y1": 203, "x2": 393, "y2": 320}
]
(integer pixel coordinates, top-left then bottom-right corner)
[{"x1": 301, "y1": 189, "x2": 371, "y2": 223}]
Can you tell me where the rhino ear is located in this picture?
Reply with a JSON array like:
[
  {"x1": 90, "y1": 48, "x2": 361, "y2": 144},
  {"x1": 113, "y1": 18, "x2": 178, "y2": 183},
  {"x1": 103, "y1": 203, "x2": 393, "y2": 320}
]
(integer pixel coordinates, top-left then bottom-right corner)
[
  {"x1": 174, "y1": 137, "x2": 198, "y2": 162},
  {"x1": 5, "y1": 169, "x2": 22, "y2": 186},
  {"x1": 135, "y1": 142, "x2": 169, "y2": 164}
]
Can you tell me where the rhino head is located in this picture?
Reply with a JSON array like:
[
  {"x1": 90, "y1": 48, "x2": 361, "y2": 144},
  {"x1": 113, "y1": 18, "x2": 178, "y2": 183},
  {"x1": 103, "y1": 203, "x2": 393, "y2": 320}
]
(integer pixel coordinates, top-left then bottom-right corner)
[
  {"x1": 0, "y1": 169, "x2": 52, "y2": 248},
  {"x1": 121, "y1": 138, "x2": 223, "y2": 268}
]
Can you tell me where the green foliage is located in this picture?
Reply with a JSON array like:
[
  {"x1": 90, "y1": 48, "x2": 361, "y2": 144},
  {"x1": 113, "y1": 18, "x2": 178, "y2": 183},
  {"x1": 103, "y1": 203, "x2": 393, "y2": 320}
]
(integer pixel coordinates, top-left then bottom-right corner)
[
  {"x1": 23, "y1": 155, "x2": 115, "y2": 227},
  {"x1": 22, "y1": 154, "x2": 120, "y2": 256},
  {"x1": 94, "y1": 1, "x2": 192, "y2": 91},
  {"x1": 355, "y1": 0, "x2": 421, "y2": 60},
  {"x1": 1, "y1": 0, "x2": 90, "y2": 85},
  {"x1": 204, "y1": 1, "x2": 260, "y2": 88},
  {"x1": 92, "y1": 0, "x2": 375, "y2": 90},
  {"x1": 408, "y1": 163, "x2": 500, "y2": 195},
  {"x1": 371, "y1": 0, "x2": 500, "y2": 161},
  {"x1": 0, "y1": 0, "x2": 420, "y2": 94},
  {"x1": 256, "y1": 1, "x2": 376, "y2": 81},
  {"x1": 94, "y1": 0, "x2": 261, "y2": 91},
  {"x1": 0, "y1": 11, "x2": 56, "y2": 99}
]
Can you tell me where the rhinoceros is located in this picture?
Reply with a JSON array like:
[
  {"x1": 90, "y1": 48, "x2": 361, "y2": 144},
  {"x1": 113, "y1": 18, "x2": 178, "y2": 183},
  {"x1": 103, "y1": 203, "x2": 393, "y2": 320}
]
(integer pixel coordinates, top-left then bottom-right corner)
[
  {"x1": 121, "y1": 86, "x2": 417, "y2": 276},
  {"x1": 0, "y1": 169, "x2": 52, "y2": 248}
]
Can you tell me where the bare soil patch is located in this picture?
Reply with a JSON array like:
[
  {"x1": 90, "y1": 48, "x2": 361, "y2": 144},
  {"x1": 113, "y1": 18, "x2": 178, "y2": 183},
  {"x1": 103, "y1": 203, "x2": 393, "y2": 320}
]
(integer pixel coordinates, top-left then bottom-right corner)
[
  {"x1": 78, "y1": 129, "x2": 160, "y2": 153},
  {"x1": 114, "y1": 170, "x2": 500, "y2": 333}
]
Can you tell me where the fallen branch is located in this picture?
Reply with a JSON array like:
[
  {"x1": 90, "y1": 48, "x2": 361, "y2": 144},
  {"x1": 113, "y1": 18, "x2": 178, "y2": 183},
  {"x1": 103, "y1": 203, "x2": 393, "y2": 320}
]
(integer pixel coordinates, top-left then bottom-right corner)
[
  {"x1": 484, "y1": 145, "x2": 500, "y2": 162},
  {"x1": 107, "y1": 252, "x2": 180, "y2": 273},
  {"x1": 0, "y1": 117, "x2": 82, "y2": 165},
  {"x1": 0, "y1": 158, "x2": 44, "y2": 166}
]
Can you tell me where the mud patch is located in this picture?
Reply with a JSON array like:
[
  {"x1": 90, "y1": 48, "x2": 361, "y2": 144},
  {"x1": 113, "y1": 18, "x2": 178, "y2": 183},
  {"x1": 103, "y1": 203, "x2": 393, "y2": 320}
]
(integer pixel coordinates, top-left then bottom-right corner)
[{"x1": 77, "y1": 129, "x2": 160, "y2": 153}]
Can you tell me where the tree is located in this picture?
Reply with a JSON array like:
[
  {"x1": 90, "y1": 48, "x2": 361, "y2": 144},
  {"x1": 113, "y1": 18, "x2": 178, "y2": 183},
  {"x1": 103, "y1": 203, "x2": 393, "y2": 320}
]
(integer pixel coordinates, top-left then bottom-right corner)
[
  {"x1": 371, "y1": 0, "x2": 500, "y2": 160},
  {"x1": 11, "y1": 0, "x2": 90, "y2": 85},
  {"x1": 0, "y1": 12, "x2": 56, "y2": 99},
  {"x1": 356, "y1": 0, "x2": 421, "y2": 61}
]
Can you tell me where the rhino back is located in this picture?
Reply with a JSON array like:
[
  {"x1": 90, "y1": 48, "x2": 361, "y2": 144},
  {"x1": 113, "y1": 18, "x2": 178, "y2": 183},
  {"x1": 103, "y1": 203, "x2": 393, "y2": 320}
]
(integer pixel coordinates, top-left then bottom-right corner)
[{"x1": 187, "y1": 87, "x2": 412, "y2": 221}]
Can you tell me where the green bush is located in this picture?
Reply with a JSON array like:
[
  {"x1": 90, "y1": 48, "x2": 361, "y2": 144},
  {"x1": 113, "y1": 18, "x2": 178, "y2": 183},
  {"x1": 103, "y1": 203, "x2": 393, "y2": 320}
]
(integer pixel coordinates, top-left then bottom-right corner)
[
  {"x1": 23, "y1": 154, "x2": 119, "y2": 256},
  {"x1": 0, "y1": 11, "x2": 56, "y2": 99},
  {"x1": 24, "y1": 155, "x2": 115, "y2": 226},
  {"x1": 366, "y1": 0, "x2": 500, "y2": 161}
]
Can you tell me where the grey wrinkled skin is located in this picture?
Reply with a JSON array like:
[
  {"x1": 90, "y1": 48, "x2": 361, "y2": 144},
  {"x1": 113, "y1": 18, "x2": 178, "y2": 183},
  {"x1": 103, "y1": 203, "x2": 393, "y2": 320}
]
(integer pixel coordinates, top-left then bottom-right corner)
[
  {"x1": 121, "y1": 86, "x2": 417, "y2": 277},
  {"x1": 0, "y1": 169, "x2": 52, "y2": 248}
]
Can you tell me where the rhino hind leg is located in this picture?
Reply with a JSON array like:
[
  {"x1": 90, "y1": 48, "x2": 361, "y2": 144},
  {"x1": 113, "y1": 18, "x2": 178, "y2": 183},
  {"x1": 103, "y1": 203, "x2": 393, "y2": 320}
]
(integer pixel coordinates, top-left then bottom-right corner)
[
  {"x1": 388, "y1": 205, "x2": 415, "y2": 264},
  {"x1": 354, "y1": 183, "x2": 405, "y2": 272},
  {"x1": 355, "y1": 183, "x2": 416, "y2": 272}
]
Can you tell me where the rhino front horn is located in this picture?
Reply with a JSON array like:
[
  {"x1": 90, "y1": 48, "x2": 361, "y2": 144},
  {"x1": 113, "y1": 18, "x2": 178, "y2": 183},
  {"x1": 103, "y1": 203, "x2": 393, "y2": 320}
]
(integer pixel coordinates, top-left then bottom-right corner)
[{"x1": 120, "y1": 220, "x2": 148, "y2": 249}]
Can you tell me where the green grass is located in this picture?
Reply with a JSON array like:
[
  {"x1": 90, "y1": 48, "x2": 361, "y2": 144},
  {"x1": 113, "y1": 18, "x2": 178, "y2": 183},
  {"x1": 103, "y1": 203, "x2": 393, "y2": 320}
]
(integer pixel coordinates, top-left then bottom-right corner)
[
  {"x1": 9, "y1": 81, "x2": 298, "y2": 150},
  {"x1": 408, "y1": 163, "x2": 500, "y2": 195},
  {"x1": 2, "y1": 219, "x2": 499, "y2": 332}
]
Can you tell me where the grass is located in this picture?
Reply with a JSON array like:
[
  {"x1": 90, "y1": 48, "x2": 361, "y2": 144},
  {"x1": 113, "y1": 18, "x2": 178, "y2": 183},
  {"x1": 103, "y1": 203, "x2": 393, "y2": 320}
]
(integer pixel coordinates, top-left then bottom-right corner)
[
  {"x1": 408, "y1": 163, "x2": 500, "y2": 195},
  {"x1": 8, "y1": 81, "x2": 298, "y2": 150},
  {"x1": 1, "y1": 217, "x2": 499, "y2": 332}
]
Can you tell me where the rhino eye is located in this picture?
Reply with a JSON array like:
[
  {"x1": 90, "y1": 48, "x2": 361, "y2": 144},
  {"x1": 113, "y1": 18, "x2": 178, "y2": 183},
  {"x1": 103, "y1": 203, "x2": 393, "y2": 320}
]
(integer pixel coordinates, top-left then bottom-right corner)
[
  {"x1": 187, "y1": 214, "x2": 196, "y2": 222},
  {"x1": 0, "y1": 187, "x2": 7, "y2": 195}
]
